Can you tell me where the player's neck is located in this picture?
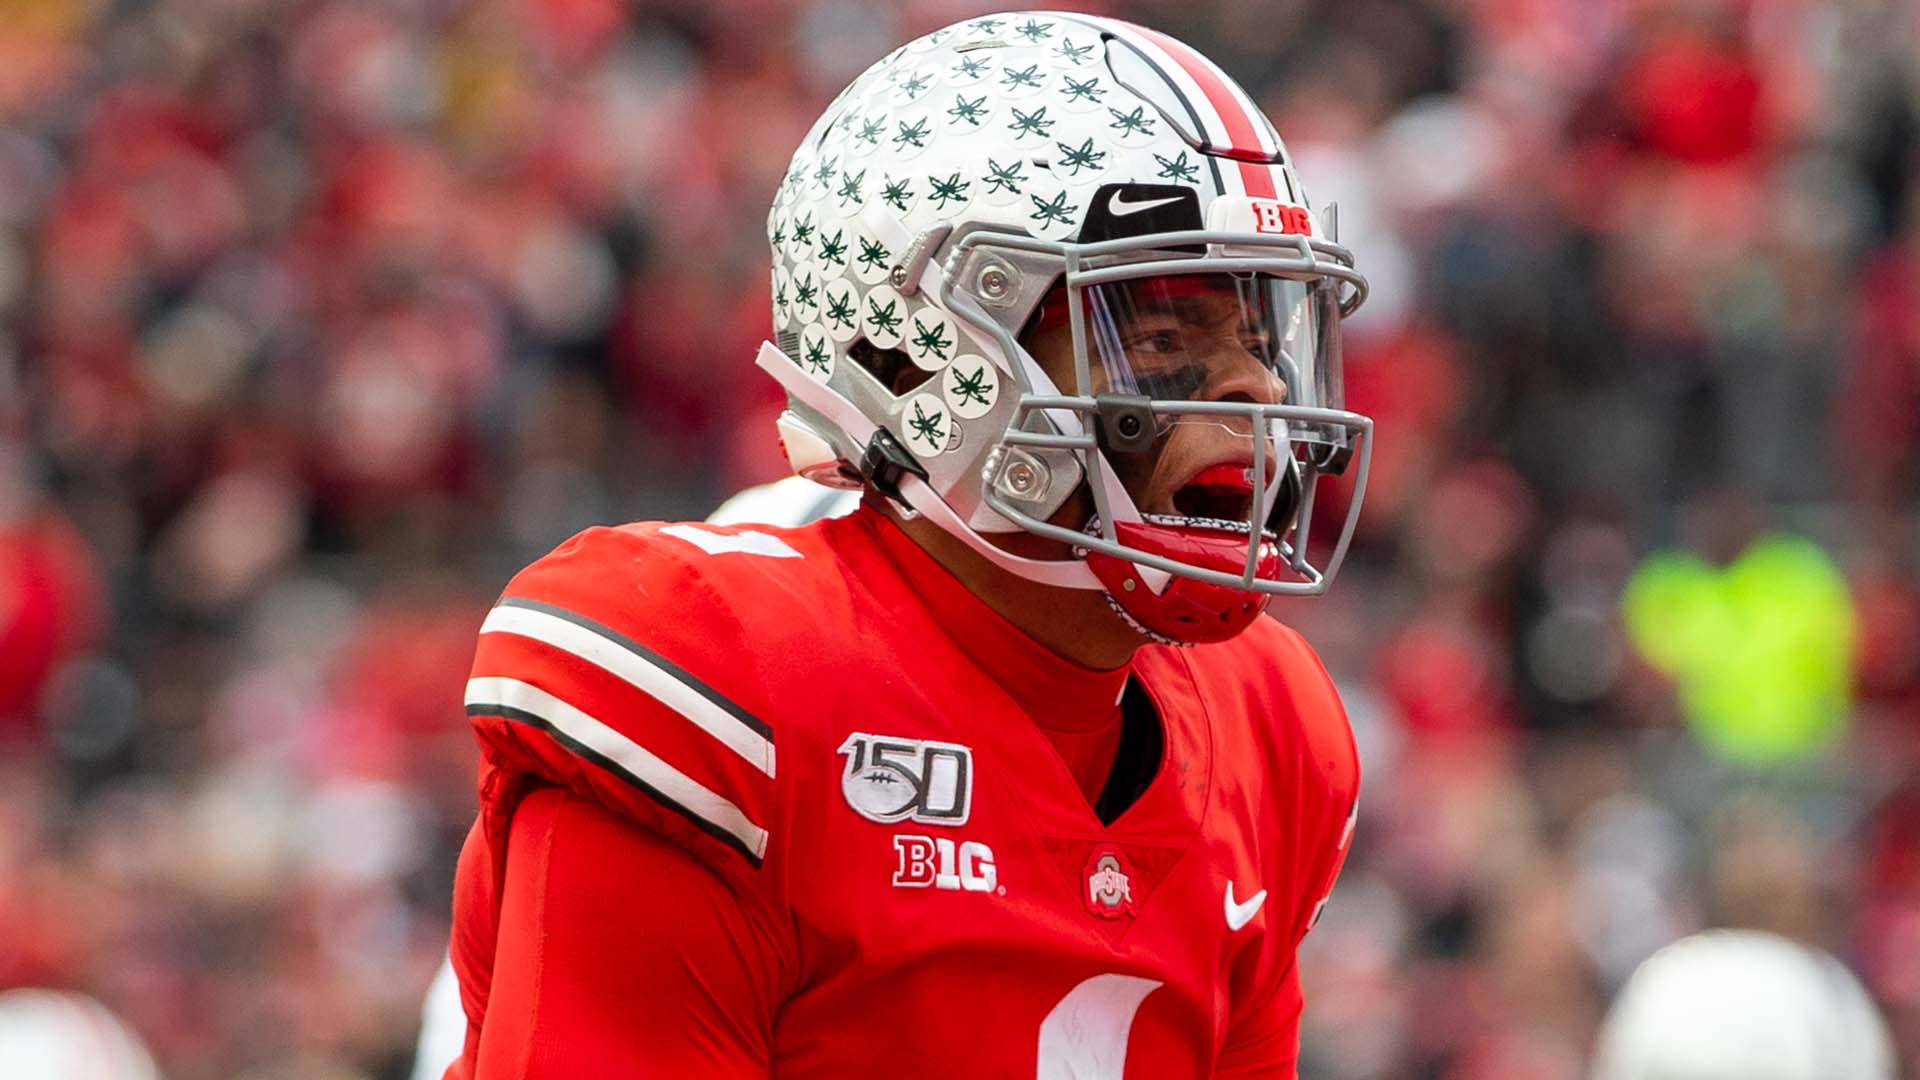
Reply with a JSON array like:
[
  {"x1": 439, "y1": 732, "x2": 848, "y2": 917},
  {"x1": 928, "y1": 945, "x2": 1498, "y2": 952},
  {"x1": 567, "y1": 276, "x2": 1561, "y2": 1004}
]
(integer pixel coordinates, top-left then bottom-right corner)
[{"x1": 886, "y1": 508, "x2": 1144, "y2": 671}]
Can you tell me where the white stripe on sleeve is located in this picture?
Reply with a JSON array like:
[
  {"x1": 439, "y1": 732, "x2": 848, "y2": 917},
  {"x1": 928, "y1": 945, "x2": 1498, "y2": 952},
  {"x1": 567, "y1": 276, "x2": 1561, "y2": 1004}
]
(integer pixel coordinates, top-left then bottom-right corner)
[
  {"x1": 463, "y1": 675, "x2": 771, "y2": 860},
  {"x1": 479, "y1": 603, "x2": 775, "y2": 778}
]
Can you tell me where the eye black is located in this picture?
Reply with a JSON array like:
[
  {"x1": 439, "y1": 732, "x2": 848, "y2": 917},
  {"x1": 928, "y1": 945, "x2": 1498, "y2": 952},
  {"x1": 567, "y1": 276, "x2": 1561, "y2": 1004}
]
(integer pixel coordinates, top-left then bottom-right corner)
[{"x1": 1134, "y1": 363, "x2": 1210, "y2": 401}]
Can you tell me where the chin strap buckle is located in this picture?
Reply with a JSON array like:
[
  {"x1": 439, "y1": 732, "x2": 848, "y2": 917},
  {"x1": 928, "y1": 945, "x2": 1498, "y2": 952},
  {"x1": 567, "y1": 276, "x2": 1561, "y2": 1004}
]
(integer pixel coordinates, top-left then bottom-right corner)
[{"x1": 859, "y1": 428, "x2": 929, "y2": 511}]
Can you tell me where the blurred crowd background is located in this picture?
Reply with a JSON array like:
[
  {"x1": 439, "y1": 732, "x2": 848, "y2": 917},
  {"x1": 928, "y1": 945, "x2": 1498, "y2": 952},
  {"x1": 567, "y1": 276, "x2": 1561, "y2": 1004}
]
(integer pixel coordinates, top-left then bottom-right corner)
[{"x1": 0, "y1": 0, "x2": 1916, "y2": 1077}]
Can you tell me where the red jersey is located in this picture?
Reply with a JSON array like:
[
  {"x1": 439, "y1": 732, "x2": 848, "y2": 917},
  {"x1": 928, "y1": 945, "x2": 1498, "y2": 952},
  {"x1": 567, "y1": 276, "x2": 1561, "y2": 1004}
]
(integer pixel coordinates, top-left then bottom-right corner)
[{"x1": 447, "y1": 507, "x2": 1358, "y2": 1079}]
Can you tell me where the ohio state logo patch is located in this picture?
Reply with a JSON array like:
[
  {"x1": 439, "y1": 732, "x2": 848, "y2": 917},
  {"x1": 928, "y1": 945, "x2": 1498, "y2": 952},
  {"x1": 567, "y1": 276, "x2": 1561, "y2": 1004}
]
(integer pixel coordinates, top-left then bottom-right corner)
[
  {"x1": 1083, "y1": 842, "x2": 1138, "y2": 920},
  {"x1": 837, "y1": 732, "x2": 973, "y2": 826}
]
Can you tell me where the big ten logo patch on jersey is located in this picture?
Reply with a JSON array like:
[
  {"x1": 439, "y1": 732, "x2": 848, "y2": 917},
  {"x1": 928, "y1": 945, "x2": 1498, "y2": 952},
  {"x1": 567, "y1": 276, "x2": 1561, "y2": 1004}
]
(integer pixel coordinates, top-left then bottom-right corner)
[
  {"x1": 837, "y1": 733, "x2": 974, "y2": 825},
  {"x1": 893, "y1": 835, "x2": 1001, "y2": 894}
]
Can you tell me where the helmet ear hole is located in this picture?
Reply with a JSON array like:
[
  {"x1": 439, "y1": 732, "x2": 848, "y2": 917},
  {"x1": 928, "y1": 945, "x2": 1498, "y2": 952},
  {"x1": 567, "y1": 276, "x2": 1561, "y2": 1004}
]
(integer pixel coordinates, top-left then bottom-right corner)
[{"x1": 848, "y1": 339, "x2": 936, "y2": 397}]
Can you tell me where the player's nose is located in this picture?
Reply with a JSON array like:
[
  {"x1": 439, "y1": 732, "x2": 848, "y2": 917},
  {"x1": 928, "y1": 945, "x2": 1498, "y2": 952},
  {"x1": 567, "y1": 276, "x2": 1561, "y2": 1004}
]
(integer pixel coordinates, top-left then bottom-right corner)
[{"x1": 1198, "y1": 340, "x2": 1286, "y2": 408}]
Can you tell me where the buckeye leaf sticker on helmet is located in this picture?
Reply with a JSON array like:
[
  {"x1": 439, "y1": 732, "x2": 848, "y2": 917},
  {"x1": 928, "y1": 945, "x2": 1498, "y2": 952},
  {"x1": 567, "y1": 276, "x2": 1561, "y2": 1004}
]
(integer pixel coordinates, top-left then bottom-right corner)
[
  {"x1": 905, "y1": 309, "x2": 960, "y2": 371},
  {"x1": 901, "y1": 393, "x2": 954, "y2": 459},
  {"x1": 799, "y1": 324, "x2": 835, "y2": 380},
  {"x1": 860, "y1": 284, "x2": 907, "y2": 349},
  {"x1": 943, "y1": 357, "x2": 999, "y2": 420},
  {"x1": 822, "y1": 279, "x2": 861, "y2": 343}
]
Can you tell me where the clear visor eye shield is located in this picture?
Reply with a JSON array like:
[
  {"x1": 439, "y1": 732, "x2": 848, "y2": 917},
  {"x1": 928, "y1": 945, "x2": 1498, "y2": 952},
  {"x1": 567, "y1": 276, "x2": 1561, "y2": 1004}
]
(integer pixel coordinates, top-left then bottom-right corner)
[{"x1": 940, "y1": 223, "x2": 1374, "y2": 597}]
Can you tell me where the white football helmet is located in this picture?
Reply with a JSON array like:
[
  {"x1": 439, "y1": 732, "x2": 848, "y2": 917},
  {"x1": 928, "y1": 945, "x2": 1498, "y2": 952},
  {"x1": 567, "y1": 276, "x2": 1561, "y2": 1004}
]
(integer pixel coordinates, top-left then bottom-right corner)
[
  {"x1": 0, "y1": 989, "x2": 159, "y2": 1080},
  {"x1": 1593, "y1": 930, "x2": 1895, "y2": 1080},
  {"x1": 705, "y1": 476, "x2": 860, "y2": 527},
  {"x1": 758, "y1": 11, "x2": 1372, "y2": 642}
]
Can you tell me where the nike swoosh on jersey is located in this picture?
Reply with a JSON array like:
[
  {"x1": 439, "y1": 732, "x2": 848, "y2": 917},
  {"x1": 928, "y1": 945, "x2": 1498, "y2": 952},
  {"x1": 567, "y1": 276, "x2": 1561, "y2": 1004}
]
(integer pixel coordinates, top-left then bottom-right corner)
[
  {"x1": 1224, "y1": 881, "x2": 1267, "y2": 931},
  {"x1": 1107, "y1": 191, "x2": 1184, "y2": 217}
]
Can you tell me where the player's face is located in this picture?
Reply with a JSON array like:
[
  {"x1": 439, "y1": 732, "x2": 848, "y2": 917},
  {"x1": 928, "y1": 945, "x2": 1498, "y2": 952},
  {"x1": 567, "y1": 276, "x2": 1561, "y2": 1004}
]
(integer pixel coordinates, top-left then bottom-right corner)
[{"x1": 1022, "y1": 274, "x2": 1294, "y2": 526}]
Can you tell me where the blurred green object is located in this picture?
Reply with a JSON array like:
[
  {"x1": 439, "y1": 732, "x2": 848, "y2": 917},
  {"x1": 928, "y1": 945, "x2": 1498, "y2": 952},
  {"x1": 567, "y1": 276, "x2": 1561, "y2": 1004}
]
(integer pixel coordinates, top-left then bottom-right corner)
[{"x1": 1622, "y1": 534, "x2": 1855, "y2": 766}]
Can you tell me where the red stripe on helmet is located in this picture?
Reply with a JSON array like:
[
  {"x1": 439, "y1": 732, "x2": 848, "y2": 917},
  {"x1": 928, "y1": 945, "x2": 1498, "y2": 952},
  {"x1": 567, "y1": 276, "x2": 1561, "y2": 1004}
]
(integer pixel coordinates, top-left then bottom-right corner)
[{"x1": 1130, "y1": 25, "x2": 1280, "y2": 200}]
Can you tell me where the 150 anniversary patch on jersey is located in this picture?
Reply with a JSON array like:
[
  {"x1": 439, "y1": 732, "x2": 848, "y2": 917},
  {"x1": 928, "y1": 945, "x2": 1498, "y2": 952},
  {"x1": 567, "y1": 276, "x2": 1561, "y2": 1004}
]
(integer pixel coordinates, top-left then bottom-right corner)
[{"x1": 838, "y1": 732, "x2": 973, "y2": 825}]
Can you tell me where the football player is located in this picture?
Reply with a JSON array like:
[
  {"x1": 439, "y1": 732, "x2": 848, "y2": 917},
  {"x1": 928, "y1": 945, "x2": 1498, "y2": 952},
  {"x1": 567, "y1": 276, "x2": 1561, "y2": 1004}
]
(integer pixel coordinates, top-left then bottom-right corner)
[{"x1": 446, "y1": 11, "x2": 1372, "y2": 1078}]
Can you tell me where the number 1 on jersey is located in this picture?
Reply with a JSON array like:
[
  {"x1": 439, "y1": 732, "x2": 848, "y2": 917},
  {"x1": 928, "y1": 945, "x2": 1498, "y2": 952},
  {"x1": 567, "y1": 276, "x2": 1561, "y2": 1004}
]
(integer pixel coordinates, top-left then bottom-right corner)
[{"x1": 1036, "y1": 973, "x2": 1163, "y2": 1078}]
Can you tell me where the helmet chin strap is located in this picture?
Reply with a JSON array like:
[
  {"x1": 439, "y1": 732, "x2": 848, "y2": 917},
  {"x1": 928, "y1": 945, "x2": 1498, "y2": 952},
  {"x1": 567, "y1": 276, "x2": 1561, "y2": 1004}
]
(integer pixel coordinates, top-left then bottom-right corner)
[{"x1": 1002, "y1": 353, "x2": 1168, "y2": 594}]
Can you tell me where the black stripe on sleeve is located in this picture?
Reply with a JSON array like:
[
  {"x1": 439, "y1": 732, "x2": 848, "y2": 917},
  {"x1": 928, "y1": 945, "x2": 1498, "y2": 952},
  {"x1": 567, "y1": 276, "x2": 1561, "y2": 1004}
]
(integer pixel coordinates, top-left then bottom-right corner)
[{"x1": 468, "y1": 702, "x2": 765, "y2": 868}]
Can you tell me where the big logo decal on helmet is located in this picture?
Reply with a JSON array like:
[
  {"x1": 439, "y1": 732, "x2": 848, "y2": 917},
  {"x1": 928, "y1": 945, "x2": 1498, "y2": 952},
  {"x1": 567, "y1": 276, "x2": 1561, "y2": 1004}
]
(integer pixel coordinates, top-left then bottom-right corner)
[{"x1": 837, "y1": 732, "x2": 973, "y2": 825}]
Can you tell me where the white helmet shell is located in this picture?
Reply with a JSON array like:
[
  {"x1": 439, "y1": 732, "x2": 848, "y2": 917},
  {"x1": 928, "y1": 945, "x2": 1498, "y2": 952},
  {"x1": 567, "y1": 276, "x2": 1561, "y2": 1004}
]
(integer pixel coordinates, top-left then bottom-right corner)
[
  {"x1": 0, "y1": 989, "x2": 160, "y2": 1080},
  {"x1": 759, "y1": 10, "x2": 1373, "y2": 608},
  {"x1": 705, "y1": 476, "x2": 860, "y2": 527},
  {"x1": 1593, "y1": 930, "x2": 1894, "y2": 1080}
]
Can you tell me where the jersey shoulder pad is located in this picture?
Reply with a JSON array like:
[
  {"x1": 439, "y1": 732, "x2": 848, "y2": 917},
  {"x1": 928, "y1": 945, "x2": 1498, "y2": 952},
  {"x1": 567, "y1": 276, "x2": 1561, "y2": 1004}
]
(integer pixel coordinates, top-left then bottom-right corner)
[{"x1": 465, "y1": 523, "x2": 835, "y2": 872}]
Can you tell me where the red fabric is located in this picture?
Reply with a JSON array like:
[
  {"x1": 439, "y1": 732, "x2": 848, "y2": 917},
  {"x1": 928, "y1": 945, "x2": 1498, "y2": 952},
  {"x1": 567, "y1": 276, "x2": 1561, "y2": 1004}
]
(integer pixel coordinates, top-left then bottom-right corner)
[
  {"x1": 1041, "y1": 713, "x2": 1126, "y2": 809},
  {"x1": 448, "y1": 507, "x2": 1360, "y2": 1077},
  {"x1": 447, "y1": 786, "x2": 784, "y2": 1079},
  {"x1": 863, "y1": 510, "x2": 1133, "y2": 809}
]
